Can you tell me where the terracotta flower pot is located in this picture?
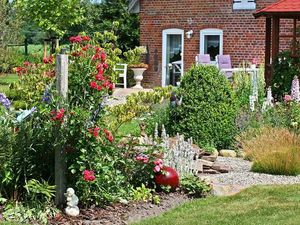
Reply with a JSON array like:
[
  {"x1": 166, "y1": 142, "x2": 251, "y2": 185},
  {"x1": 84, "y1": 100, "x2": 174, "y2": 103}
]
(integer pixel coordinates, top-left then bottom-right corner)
[{"x1": 154, "y1": 166, "x2": 179, "y2": 189}]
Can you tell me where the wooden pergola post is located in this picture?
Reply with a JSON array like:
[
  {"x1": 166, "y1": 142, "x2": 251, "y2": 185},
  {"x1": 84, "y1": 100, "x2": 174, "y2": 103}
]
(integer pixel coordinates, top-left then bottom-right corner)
[
  {"x1": 272, "y1": 17, "x2": 280, "y2": 63},
  {"x1": 264, "y1": 17, "x2": 272, "y2": 86}
]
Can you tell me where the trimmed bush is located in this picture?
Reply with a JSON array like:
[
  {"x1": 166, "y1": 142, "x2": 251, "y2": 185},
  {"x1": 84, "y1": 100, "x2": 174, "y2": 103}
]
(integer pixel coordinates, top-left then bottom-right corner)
[{"x1": 171, "y1": 65, "x2": 238, "y2": 149}]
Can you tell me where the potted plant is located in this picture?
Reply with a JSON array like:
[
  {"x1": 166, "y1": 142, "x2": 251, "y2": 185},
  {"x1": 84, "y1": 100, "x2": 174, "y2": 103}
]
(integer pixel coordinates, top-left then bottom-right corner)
[{"x1": 124, "y1": 46, "x2": 148, "y2": 89}]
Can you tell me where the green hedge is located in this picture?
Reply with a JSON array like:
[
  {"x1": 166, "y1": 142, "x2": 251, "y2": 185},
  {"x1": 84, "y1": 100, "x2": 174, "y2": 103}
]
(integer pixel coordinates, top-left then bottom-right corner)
[{"x1": 171, "y1": 65, "x2": 238, "y2": 149}]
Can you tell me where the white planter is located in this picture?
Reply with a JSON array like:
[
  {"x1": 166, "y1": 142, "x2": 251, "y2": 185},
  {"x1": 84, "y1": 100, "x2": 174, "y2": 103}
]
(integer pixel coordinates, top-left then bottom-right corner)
[{"x1": 131, "y1": 68, "x2": 147, "y2": 89}]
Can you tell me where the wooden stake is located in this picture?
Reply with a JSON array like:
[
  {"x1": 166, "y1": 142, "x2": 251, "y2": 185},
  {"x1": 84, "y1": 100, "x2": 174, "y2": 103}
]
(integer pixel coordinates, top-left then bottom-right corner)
[{"x1": 55, "y1": 49, "x2": 68, "y2": 207}]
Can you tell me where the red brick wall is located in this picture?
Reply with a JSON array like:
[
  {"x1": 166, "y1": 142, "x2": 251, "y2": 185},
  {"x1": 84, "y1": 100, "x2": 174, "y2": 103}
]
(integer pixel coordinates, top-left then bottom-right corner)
[{"x1": 139, "y1": 0, "x2": 293, "y2": 87}]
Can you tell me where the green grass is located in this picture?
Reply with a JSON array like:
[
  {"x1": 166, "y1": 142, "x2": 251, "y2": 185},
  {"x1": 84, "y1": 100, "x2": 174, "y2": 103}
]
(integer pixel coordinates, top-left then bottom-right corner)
[
  {"x1": 0, "y1": 74, "x2": 18, "y2": 94},
  {"x1": 133, "y1": 185, "x2": 300, "y2": 225},
  {"x1": 117, "y1": 119, "x2": 140, "y2": 137}
]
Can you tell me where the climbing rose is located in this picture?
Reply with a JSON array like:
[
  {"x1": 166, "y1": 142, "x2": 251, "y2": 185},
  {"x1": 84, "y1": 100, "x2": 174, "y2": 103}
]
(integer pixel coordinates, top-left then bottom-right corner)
[
  {"x1": 69, "y1": 36, "x2": 83, "y2": 43},
  {"x1": 153, "y1": 159, "x2": 163, "y2": 173},
  {"x1": 135, "y1": 154, "x2": 149, "y2": 164},
  {"x1": 284, "y1": 95, "x2": 292, "y2": 102},
  {"x1": 83, "y1": 170, "x2": 95, "y2": 182},
  {"x1": 43, "y1": 56, "x2": 54, "y2": 64},
  {"x1": 90, "y1": 81, "x2": 98, "y2": 89},
  {"x1": 89, "y1": 127, "x2": 100, "y2": 138},
  {"x1": 82, "y1": 36, "x2": 91, "y2": 41},
  {"x1": 103, "y1": 129, "x2": 114, "y2": 143},
  {"x1": 51, "y1": 108, "x2": 65, "y2": 123}
]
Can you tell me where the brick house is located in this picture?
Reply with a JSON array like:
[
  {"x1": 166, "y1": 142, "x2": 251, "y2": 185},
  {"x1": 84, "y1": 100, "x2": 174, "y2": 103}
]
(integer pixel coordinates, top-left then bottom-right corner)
[{"x1": 129, "y1": 0, "x2": 294, "y2": 87}]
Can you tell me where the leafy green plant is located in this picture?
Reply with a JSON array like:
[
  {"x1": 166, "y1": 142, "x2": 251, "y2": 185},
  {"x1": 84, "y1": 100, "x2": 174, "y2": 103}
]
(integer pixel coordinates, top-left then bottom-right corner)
[
  {"x1": 3, "y1": 202, "x2": 58, "y2": 225},
  {"x1": 171, "y1": 65, "x2": 238, "y2": 149},
  {"x1": 232, "y1": 63, "x2": 265, "y2": 108},
  {"x1": 123, "y1": 46, "x2": 148, "y2": 68},
  {"x1": 180, "y1": 174, "x2": 211, "y2": 198},
  {"x1": 132, "y1": 184, "x2": 153, "y2": 202},
  {"x1": 272, "y1": 51, "x2": 300, "y2": 101},
  {"x1": 24, "y1": 179, "x2": 55, "y2": 204}
]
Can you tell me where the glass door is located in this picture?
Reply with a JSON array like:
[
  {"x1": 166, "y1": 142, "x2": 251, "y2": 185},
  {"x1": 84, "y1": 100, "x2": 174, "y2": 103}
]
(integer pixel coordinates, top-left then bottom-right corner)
[{"x1": 162, "y1": 29, "x2": 184, "y2": 86}]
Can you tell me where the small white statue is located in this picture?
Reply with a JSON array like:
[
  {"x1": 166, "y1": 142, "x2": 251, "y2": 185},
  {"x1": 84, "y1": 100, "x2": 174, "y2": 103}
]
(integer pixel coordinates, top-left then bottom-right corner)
[{"x1": 64, "y1": 188, "x2": 79, "y2": 217}]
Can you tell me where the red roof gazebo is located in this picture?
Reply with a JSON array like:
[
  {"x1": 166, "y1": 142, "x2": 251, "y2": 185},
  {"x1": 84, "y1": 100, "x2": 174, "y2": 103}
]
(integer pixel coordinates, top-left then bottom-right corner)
[{"x1": 254, "y1": 0, "x2": 300, "y2": 86}]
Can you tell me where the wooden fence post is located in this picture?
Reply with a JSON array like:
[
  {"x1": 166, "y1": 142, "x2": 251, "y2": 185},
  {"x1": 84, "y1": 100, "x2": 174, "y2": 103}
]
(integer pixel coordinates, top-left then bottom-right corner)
[
  {"x1": 24, "y1": 38, "x2": 28, "y2": 56},
  {"x1": 55, "y1": 48, "x2": 68, "y2": 207}
]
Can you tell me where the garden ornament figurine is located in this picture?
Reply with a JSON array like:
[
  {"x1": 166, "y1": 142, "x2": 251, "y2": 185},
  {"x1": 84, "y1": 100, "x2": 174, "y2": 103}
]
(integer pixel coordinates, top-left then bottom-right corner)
[
  {"x1": 64, "y1": 188, "x2": 79, "y2": 217},
  {"x1": 170, "y1": 92, "x2": 182, "y2": 108}
]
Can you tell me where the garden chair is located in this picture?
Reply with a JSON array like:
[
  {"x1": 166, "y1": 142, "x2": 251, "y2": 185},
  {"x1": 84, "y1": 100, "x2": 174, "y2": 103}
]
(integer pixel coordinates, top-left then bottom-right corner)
[
  {"x1": 195, "y1": 54, "x2": 211, "y2": 65},
  {"x1": 216, "y1": 55, "x2": 233, "y2": 79},
  {"x1": 114, "y1": 63, "x2": 128, "y2": 89}
]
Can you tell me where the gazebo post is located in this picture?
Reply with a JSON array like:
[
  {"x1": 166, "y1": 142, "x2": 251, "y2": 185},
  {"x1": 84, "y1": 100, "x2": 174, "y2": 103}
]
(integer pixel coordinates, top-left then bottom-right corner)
[
  {"x1": 265, "y1": 17, "x2": 272, "y2": 86},
  {"x1": 271, "y1": 17, "x2": 280, "y2": 64}
]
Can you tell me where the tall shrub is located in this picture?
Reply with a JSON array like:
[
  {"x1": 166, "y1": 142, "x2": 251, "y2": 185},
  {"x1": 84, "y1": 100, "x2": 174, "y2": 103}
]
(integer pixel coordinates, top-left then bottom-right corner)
[
  {"x1": 171, "y1": 65, "x2": 238, "y2": 149},
  {"x1": 272, "y1": 51, "x2": 300, "y2": 100}
]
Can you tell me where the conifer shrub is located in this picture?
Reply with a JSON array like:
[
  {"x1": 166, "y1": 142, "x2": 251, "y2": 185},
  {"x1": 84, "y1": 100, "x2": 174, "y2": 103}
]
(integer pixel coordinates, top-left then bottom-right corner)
[{"x1": 170, "y1": 65, "x2": 238, "y2": 149}]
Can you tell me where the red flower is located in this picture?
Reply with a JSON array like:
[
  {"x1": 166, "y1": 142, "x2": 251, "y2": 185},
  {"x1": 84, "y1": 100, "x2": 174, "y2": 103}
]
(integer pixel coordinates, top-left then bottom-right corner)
[
  {"x1": 97, "y1": 85, "x2": 102, "y2": 91},
  {"x1": 69, "y1": 35, "x2": 83, "y2": 43},
  {"x1": 108, "y1": 83, "x2": 114, "y2": 91},
  {"x1": 90, "y1": 81, "x2": 98, "y2": 89},
  {"x1": 94, "y1": 47, "x2": 101, "y2": 53},
  {"x1": 103, "y1": 129, "x2": 114, "y2": 143},
  {"x1": 89, "y1": 127, "x2": 100, "y2": 138},
  {"x1": 83, "y1": 170, "x2": 96, "y2": 182},
  {"x1": 100, "y1": 52, "x2": 106, "y2": 61},
  {"x1": 72, "y1": 51, "x2": 82, "y2": 57},
  {"x1": 43, "y1": 56, "x2": 54, "y2": 64},
  {"x1": 103, "y1": 63, "x2": 109, "y2": 69},
  {"x1": 23, "y1": 61, "x2": 30, "y2": 67},
  {"x1": 82, "y1": 36, "x2": 91, "y2": 41},
  {"x1": 96, "y1": 74, "x2": 104, "y2": 81},
  {"x1": 91, "y1": 53, "x2": 100, "y2": 61},
  {"x1": 51, "y1": 108, "x2": 65, "y2": 123},
  {"x1": 82, "y1": 45, "x2": 90, "y2": 51},
  {"x1": 15, "y1": 67, "x2": 24, "y2": 75}
]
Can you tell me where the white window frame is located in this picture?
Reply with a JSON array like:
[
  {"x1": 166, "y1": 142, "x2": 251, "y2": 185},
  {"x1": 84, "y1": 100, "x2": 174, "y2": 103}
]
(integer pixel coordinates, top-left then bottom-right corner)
[
  {"x1": 233, "y1": 0, "x2": 256, "y2": 10},
  {"x1": 200, "y1": 28, "x2": 223, "y2": 63}
]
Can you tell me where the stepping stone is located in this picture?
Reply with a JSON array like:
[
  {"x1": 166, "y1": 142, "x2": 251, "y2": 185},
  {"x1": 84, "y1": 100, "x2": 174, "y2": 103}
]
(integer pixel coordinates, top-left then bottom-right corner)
[{"x1": 201, "y1": 155, "x2": 217, "y2": 162}]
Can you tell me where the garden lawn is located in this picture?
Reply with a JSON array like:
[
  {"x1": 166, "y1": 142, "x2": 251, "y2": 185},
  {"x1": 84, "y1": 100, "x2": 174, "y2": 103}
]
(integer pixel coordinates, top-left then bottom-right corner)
[
  {"x1": 133, "y1": 185, "x2": 300, "y2": 225},
  {"x1": 0, "y1": 74, "x2": 18, "y2": 94}
]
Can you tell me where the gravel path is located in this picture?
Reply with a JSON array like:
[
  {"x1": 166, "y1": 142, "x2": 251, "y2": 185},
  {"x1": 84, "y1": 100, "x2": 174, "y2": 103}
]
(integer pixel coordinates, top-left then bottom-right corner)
[{"x1": 200, "y1": 157, "x2": 300, "y2": 195}]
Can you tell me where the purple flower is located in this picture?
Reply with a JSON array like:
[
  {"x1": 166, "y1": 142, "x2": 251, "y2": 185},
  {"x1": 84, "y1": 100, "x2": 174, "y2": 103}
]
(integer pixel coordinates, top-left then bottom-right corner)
[{"x1": 0, "y1": 93, "x2": 11, "y2": 109}]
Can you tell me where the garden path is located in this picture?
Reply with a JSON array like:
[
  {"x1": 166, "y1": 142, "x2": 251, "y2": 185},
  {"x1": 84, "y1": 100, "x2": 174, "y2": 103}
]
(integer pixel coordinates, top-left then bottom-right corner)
[
  {"x1": 199, "y1": 157, "x2": 300, "y2": 196},
  {"x1": 107, "y1": 88, "x2": 152, "y2": 106}
]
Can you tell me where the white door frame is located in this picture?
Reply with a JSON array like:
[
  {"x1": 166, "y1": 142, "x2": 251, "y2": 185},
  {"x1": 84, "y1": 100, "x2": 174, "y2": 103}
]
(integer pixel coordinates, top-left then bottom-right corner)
[{"x1": 162, "y1": 28, "x2": 184, "y2": 87}]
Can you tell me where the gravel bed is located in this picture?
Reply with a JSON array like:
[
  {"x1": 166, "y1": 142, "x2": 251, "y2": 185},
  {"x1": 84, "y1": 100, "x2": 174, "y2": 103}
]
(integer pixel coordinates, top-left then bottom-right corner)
[{"x1": 205, "y1": 157, "x2": 300, "y2": 188}]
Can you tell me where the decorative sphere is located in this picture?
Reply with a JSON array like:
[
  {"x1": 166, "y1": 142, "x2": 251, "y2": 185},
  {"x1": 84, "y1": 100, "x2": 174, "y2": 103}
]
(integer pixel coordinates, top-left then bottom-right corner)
[{"x1": 154, "y1": 166, "x2": 179, "y2": 189}]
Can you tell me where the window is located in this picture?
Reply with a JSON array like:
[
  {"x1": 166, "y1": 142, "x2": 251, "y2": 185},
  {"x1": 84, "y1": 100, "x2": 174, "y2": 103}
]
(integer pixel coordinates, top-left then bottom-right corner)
[
  {"x1": 233, "y1": 0, "x2": 256, "y2": 10},
  {"x1": 90, "y1": 0, "x2": 103, "y2": 4},
  {"x1": 200, "y1": 29, "x2": 223, "y2": 62}
]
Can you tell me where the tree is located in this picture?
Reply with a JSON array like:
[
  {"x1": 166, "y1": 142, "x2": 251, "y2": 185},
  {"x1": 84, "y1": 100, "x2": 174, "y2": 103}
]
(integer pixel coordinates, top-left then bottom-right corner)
[
  {"x1": 16, "y1": 0, "x2": 86, "y2": 38},
  {"x1": 0, "y1": 0, "x2": 22, "y2": 47},
  {"x1": 68, "y1": 0, "x2": 139, "y2": 51}
]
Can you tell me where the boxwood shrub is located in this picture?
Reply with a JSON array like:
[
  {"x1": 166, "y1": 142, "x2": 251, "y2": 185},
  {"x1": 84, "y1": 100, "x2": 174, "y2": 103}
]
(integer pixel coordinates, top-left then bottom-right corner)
[{"x1": 171, "y1": 65, "x2": 238, "y2": 149}]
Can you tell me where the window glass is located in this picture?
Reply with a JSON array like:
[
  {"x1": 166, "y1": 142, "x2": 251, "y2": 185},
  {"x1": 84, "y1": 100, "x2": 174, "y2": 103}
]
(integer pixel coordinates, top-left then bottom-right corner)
[{"x1": 204, "y1": 35, "x2": 220, "y2": 61}]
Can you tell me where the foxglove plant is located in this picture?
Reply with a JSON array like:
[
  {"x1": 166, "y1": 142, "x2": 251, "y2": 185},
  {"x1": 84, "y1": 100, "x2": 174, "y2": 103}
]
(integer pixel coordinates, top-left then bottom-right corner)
[
  {"x1": 291, "y1": 76, "x2": 300, "y2": 102},
  {"x1": 0, "y1": 93, "x2": 11, "y2": 109}
]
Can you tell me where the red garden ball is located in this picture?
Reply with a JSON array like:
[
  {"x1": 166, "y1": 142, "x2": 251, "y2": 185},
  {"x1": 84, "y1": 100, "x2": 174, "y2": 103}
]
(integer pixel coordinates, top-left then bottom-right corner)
[{"x1": 154, "y1": 166, "x2": 179, "y2": 189}]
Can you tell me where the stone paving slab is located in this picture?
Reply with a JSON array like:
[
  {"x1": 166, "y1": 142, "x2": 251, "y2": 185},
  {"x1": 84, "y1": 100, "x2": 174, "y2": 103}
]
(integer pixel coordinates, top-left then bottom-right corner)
[{"x1": 107, "y1": 88, "x2": 152, "y2": 106}]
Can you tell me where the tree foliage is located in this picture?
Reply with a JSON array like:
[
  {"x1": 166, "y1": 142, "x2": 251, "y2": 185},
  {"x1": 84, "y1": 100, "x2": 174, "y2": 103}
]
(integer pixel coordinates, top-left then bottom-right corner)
[
  {"x1": 16, "y1": 0, "x2": 85, "y2": 37},
  {"x1": 69, "y1": 0, "x2": 139, "y2": 51}
]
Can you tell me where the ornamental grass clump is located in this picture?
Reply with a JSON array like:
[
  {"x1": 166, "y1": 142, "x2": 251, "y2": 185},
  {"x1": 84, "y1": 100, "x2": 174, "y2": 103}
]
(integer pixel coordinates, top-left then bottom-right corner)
[{"x1": 240, "y1": 127, "x2": 300, "y2": 176}]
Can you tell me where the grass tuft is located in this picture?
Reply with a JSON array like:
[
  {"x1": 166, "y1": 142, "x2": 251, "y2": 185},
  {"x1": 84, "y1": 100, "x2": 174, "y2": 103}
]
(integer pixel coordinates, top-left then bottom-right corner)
[{"x1": 240, "y1": 127, "x2": 300, "y2": 175}]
